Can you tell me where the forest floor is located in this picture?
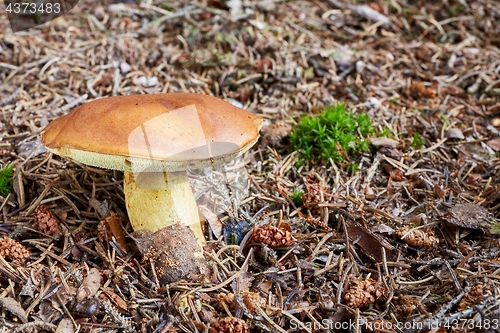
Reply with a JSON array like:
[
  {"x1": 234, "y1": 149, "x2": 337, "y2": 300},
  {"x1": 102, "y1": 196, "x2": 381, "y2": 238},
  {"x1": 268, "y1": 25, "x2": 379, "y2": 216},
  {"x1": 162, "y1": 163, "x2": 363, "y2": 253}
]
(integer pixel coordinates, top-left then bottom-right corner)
[{"x1": 1, "y1": 0, "x2": 500, "y2": 332}]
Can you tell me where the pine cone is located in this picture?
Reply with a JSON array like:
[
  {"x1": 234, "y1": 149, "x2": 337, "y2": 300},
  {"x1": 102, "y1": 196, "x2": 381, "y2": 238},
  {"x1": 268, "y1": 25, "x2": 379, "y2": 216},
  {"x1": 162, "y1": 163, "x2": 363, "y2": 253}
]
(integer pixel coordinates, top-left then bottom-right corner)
[
  {"x1": 395, "y1": 298, "x2": 420, "y2": 317},
  {"x1": 343, "y1": 275, "x2": 384, "y2": 308},
  {"x1": 458, "y1": 282, "x2": 492, "y2": 311},
  {"x1": 394, "y1": 226, "x2": 439, "y2": 248},
  {"x1": 0, "y1": 237, "x2": 30, "y2": 262},
  {"x1": 209, "y1": 317, "x2": 248, "y2": 333},
  {"x1": 213, "y1": 293, "x2": 235, "y2": 311},
  {"x1": 34, "y1": 205, "x2": 60, "y2": 236},
  {"x1": 252, "y1": 225, "x2": 296, "y2": 247},
  {"x1": 242, "y1": 291, "x2": 266, "y2": 314}
]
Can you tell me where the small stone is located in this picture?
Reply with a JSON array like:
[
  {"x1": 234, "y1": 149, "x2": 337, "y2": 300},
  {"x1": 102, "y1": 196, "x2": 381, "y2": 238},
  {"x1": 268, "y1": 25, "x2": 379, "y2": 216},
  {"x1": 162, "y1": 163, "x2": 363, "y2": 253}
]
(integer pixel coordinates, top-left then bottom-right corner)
[
  {"x1": 146, "y1": 76, "x2": 159, "y2": 87},
  {"x1": 491, "y1": 118, "x2": 500, "y2": 127},
  {"x1": 370, "y1": 137, "x2": 399, "y2": 148},
  {"x1": 93, "y1": 6, "x2": 106, "y2": 20},
  {"x1": 445, "y1": 128, "x2": 464, "y2": 140},
  {"x1": 133, "y1": 76, "x2": 147, "y2": 87},
  {"x1": 256, "y1": 0, "x2": 275, "y2": 12},
  {"x1": 229, "y1": 99, "x2": 243, "y2": 108},
  {"x1": 119, "y1": 61, "x2": 132, "y2": 74},
  {"x1": 356, "y1": 60, "x2": 366, "y2": 73},
  {"x1": 365, "y1": 97, "x2": 382, "y2": 110}
]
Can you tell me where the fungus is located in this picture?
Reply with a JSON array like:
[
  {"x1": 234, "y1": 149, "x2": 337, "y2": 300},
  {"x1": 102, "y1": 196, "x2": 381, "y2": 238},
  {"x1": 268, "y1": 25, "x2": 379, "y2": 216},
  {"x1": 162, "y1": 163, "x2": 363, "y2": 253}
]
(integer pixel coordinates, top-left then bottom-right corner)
[{"x1": 41, "y1": 93, "x2": 263, "y2": 281}]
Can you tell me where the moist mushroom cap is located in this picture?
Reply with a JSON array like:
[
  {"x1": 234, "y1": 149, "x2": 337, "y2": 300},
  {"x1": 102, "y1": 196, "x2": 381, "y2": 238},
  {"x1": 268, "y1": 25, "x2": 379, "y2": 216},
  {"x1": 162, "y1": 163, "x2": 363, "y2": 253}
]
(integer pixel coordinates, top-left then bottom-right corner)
[{"x1": 41, "y1": 93, "x2": 263, "y2": 172}]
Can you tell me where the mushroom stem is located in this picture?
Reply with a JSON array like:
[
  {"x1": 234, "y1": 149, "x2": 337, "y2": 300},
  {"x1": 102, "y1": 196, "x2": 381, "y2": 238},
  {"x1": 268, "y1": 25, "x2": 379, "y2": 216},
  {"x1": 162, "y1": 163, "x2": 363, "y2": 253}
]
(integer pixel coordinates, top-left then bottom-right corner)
[{"x1": 123, "y1": 171, "x2": 206, "y2": 245}]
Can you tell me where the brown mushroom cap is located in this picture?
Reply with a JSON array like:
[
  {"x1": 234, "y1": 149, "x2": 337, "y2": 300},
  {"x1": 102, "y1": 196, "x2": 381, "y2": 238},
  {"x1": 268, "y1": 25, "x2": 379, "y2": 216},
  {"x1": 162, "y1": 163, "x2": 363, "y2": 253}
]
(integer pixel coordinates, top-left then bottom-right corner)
[{"x1": 41, "y1": 93, "x2": 263, "y2": 172}]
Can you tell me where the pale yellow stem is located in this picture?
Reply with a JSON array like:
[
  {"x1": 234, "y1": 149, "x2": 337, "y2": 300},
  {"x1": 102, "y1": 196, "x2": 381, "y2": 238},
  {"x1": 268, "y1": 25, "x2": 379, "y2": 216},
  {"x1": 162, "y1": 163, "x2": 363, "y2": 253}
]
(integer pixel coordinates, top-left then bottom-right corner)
[{"x1": 123, "y1": 171, "x2": 206, "y2": 245}]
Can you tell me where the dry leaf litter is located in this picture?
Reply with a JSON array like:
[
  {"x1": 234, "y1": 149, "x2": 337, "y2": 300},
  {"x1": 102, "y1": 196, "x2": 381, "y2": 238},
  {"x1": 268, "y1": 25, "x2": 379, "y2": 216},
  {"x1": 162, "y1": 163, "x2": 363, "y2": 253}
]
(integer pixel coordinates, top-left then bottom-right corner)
[{"x1": 0, "y1": 0, "x2": 500, "y2": 331}]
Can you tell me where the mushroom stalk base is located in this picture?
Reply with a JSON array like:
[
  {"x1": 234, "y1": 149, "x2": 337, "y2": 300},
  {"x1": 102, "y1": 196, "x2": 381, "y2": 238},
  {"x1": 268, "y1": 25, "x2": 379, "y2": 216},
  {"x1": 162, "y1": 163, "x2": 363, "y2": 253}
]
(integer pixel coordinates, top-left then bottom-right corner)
[{"x1": 123, "y1": 171, "x2": 205, "y2": 245}]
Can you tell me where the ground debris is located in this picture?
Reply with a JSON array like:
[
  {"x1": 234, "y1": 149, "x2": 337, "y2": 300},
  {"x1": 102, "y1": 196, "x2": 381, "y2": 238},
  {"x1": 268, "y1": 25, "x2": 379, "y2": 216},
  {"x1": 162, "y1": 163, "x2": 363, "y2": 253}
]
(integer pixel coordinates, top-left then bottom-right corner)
[
  {"x1": 442, "y1": 203, "x2": 499, "y2": 234},
  {"x1": 76, "y1": 267, "x2": 101, "y2": 302},
  {"x1": 0, "y1": 297, "x2": 28, "y2": 323},
  {"x1": 347, "y1": 224, "x2": 397, "y2": 261}
]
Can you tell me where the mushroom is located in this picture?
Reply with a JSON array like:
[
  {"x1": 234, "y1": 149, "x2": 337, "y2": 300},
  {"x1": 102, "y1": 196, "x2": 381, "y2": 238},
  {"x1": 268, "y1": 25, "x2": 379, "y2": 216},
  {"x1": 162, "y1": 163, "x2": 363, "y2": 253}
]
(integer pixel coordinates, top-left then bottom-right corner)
[{"x1": 41, "y1": 93, "x2": 263, "y2": 280}]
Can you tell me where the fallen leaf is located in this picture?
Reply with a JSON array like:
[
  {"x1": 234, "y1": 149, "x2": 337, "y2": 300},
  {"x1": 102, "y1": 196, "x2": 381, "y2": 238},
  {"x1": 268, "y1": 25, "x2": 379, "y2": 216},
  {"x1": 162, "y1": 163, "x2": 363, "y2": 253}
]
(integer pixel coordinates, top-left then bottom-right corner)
[
  {"x1": 368, "y1": 2, "x2": 383, "y2": 13},
  {"x1": 101, "y1": 287, "x2": 129, "y2": 312},
  {"x1": 254, "y1": 58, "x2": 273, "y2": 72},
  {"x1": 0, "y1": 297, "x2": 27, "y2": 323},
  {"x1": 371, "y1": 223, "x2": 395, "y2": 235},
  {"x1": 487, "y1": 137, "x2": 500, "y2": 151},
  {"x1": 434, "y1": 184, "x2": 445, "y2": 198},
  {"x1": 199, "y1": 205, "x2": 223, "y2": 239},
  {"x1": 363, "y1": 184, "x2": 375, "y2": 199},
  {"x1": 390, "y1": 169, "x2": 406, "y2": 181},
  {"x1": 370, "y1": 137, "x2": 399, "y2": 148},
  {"x1": 410, "y1": 81, "x2": 436, "y2": 98},
  {"x1": 347, "y1": 224, "x2": 396, "y2": 262},
  {"x1": 55, "y1": 318, "x2": 75, "y2": 333},
  {"x1": 101, "y1": 211, "x2": 127, "y2": 254},
  {"x1": 467, "y1": 173, "x2": 483, "y2": 186},
  {"x1": 379, "y1": 147, "x2": 403, "y2": 160},
  {"x1": 76, "y1": 268, "x2": 101, "y2": 302}
]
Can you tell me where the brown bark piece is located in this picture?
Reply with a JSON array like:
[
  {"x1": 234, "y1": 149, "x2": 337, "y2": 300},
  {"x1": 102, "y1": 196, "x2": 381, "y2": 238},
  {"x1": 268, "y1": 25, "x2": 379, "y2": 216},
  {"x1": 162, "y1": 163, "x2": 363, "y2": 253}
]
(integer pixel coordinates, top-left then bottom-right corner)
[{"x1": 443, "y1": 203, "x2": 497, "y2": 234}]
